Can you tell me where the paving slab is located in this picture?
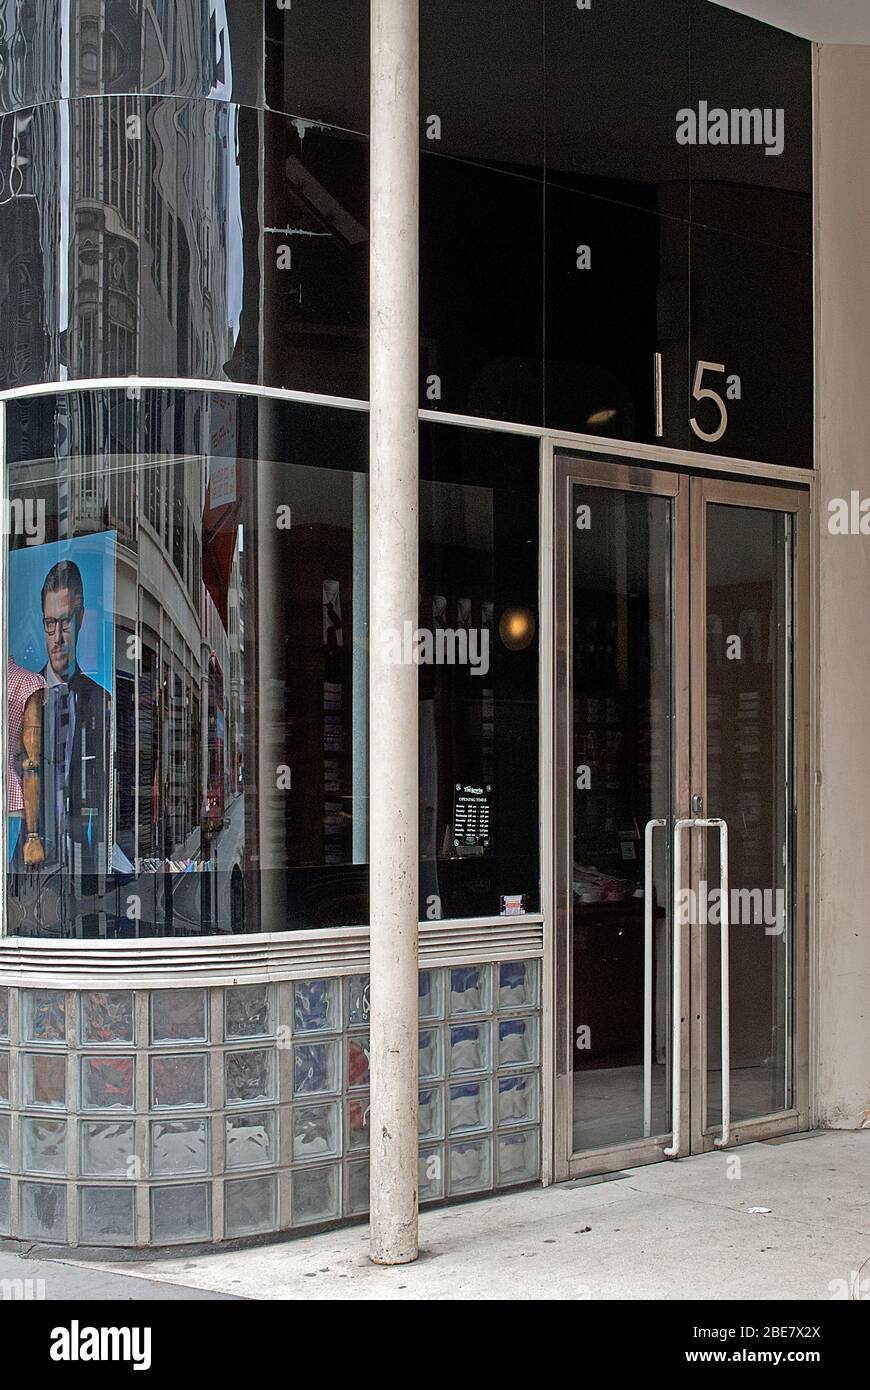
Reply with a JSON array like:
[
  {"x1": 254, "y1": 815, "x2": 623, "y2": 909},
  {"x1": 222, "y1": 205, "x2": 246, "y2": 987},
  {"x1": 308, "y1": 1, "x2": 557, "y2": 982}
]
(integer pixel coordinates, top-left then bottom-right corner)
[{"x1": 53, "y1": 1131, "x2": 870, "y2": 1301}]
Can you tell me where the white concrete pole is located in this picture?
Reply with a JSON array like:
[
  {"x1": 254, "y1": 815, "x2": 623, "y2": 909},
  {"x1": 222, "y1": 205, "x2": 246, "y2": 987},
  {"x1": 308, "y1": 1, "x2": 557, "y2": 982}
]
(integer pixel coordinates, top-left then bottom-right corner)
[{"x1": 368, "y1": 0, "x2": 420, "y2": 1265}]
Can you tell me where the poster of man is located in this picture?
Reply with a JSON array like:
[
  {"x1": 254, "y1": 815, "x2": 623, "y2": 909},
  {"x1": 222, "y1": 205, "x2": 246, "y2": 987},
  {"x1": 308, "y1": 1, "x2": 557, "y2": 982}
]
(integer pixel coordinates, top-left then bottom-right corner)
[{"x1": 7, "y1": 533, "x2": 115, "y2": 887}]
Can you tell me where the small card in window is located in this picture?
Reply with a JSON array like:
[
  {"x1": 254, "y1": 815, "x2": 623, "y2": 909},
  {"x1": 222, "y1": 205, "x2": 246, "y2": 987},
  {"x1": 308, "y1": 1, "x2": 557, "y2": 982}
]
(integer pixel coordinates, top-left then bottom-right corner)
[{"x1": 500, "y1": 894, "x2": 525, "y2": 917}]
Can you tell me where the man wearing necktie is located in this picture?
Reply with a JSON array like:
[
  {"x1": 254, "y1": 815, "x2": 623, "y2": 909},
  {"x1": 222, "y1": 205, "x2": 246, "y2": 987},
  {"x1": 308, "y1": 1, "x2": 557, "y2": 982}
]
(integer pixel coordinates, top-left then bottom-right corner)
[{"x1": 39, "y1": 559, "x2": 110, "y2": 883}]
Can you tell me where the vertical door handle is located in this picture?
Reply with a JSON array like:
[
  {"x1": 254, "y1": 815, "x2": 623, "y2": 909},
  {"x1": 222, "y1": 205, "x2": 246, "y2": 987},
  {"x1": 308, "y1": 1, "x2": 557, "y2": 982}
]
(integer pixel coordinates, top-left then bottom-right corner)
[
  {"x1": 708, "y1": 818, "x2": 731, "y2": 1149},
  {"x1": 664, "y1": 818, "x2": 731, "y2": 1158},
  {"x1": 643, "y1": 819, "x2": 667, "y2": 1139},
  {"x1": 664, "y1": 818, "x2": 695, "y2": 1156}
]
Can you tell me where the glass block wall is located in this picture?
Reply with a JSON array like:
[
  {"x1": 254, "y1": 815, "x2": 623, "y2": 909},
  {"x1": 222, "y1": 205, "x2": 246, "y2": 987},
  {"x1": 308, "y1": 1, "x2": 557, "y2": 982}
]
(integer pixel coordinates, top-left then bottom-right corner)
[{"x1": 0, "y1": 960, "x2": 541, "y2": 1248}]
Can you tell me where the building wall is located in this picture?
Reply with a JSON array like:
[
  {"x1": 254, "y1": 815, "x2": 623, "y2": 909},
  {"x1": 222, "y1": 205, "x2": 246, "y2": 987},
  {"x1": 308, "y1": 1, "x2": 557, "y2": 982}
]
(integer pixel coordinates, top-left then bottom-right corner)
[{"x1": 815, "y1": 43, "x2": 870, "y2": 1130}]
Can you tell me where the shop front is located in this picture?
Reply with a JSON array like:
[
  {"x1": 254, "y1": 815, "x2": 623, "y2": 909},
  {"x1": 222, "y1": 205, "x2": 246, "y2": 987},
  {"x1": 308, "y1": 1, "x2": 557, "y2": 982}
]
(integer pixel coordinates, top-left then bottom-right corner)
[{"x1": 0, "y1": 0, "x2": 820, "y2": 1251}]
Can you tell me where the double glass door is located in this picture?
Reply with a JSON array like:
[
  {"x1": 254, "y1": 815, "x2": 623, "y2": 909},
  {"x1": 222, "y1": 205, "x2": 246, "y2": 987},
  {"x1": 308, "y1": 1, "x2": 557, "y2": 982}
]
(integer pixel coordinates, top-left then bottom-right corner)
[{"x1": 554, "y1": 454, "x2": 809, "y2": 1179}]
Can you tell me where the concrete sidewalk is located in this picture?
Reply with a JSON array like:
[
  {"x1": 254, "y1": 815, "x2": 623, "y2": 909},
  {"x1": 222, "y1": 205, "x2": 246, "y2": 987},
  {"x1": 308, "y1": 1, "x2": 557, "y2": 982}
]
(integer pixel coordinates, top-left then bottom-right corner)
[{"x1": 51, "y1": 1129, "x2": 870, "y2": 1301}]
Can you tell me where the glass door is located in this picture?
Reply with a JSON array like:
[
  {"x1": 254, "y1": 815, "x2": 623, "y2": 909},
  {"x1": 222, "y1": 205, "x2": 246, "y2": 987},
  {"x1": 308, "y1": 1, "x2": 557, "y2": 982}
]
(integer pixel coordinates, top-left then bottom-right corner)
[
  {"x1": 554, "y1": 455, "x2": 810, "y2": 1180},
  {"x1": 554, "y1": 457, "x2": 690, "y2": 1179},
  {"x1": 689, "y1": 477, "x2": 810, "y2": 1153}
]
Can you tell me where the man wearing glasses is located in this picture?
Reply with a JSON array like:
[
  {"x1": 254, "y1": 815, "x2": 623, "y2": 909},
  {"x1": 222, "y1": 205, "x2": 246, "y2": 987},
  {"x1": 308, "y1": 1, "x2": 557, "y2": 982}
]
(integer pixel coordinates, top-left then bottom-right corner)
[{"x1": 40, "y1": 559, "x2": 110, "y2": 884}]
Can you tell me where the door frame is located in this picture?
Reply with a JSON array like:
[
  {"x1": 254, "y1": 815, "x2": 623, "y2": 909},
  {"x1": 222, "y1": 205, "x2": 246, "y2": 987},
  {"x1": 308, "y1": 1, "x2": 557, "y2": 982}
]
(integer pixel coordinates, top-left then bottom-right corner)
[
  {"x1": 688, "y1": 475, "x2": 812, "y2": 1154},
  {"x1": 553, "y1": 453, "x2": 691, "y2": 1181},
  {"x1": 550, "y1": 446, "x2": 813, "y2": 1183}
]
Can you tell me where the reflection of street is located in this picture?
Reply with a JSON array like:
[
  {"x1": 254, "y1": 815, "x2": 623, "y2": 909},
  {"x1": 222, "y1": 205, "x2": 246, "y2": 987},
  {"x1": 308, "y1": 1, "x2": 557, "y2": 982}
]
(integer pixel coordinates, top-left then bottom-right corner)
[
  {"x1": 170, "y1": 792, "x2": 245, "y2": 933},
  {"x1": 116, "y1": 792, "x2": 245, "y2": 936}
]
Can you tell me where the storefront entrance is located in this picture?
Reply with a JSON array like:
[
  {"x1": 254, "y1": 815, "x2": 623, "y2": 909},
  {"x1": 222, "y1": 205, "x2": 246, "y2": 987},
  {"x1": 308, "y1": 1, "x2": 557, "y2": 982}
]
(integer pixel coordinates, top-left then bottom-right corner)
[{"x1": 553, "y1": 453, "x2": 810, "y2": 1179}]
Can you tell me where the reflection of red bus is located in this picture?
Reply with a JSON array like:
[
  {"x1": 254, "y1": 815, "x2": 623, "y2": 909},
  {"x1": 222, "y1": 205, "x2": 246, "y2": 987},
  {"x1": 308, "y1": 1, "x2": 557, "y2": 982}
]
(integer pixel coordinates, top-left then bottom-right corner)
[{"x1": 206, "y1": 653, "x2": 226, "y2": 833}]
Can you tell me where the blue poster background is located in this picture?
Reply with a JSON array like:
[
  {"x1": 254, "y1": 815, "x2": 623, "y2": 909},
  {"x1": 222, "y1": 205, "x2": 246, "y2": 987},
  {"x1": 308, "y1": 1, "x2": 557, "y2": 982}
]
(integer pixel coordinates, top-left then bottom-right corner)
[{"x1": 8, "y1": 531, "x2": 116, "y2": 697}]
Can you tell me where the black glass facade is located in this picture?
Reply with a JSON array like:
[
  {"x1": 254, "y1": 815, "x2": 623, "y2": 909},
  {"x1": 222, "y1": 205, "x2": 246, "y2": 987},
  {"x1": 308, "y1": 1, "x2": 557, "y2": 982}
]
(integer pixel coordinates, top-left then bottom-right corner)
[{"x1": 0, "y1": 0, "x2": 813, "y2": 463}]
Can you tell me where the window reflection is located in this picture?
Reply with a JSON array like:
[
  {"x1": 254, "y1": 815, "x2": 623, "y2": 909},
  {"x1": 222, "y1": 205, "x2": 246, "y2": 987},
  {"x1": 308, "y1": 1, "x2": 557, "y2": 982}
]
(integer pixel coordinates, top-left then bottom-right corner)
[
  {"x1": 4, "y1": 396, "x2": 541, "y2": 937},
  {"x1": 5, "y1": 389, "x2": 369, "y2": 937}
]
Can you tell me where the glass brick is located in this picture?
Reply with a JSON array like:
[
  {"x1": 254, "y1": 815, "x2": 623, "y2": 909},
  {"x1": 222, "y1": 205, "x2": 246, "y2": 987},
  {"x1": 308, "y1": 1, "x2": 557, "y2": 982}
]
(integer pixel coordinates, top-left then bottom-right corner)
[
  {"x1": 498, "y1": 959, "x2": 540, "y2": 1011},
  {"x1": 225, "y1": 1111, "x2": 276, "y2": 1171},
  {"x1": 418, "y1": 1145, "x2": 444, "y2": 1202},
  {"x1": 448, "y1": 1137, "x2": 492, "y2": 1195},
  {"x1": 346, "y1": 1097, "x2": 370, "y2": 1152},
  {"x1": 21, "y1": 1053, "x2": 66, "y2": 1109},
  {"x1": 81, "y1": 991, "x2": 134, "y2": 1045},
  {"x1": 80, "y1": 1121, "x2": 136, "y2": 1178},
  {"x1": 23, "y1": 989, "x2": 66, "y2": 1044},
  {"x1": 0, "y1": 988, "x2": 8, "y2": 1040},
  {"x1": 418, "y1": 1086, "x2": 444, "y2": 1140},
  {"x1": 293, "y1": 1041, "x2": 339, "y2": 1097},
  {"x1": 292, "y1": 1102, "x2": 340, "y2": 1162},
  {"x1": 0, "y1": 1113, "x2": 9, "y2": 1169},
  {"x1": 151, "y1": 989, "x2": 207, "y2": 1044},
  {"x1": 19, "y1": 1181, "x2": 66, "y2": 1241},
  {"x1": 150, "y1": 1183, "x2": 211, "y2": 1243},
  {"x1": 21, "y1": 1117, "x2": 66, "y2": 1174},
  {"x1": 0, "y1": 1177, "x2": 8, "y2": 1235},
  {"x1": 449, "y1": 965, "x2": 490, "y2": 1016},
  {"x1": 225, "y1": 1048, "x2": 275, "y2": 1106},
  {"x1": 80, "y1": 1187, "x2": 135, "y2": 1245},
  {"x1": 292, "y1": 1163, "x2": 340, "y2": 1226},
  {"x1": 497, "y1": 1072, "x2": 540, "y2": 1128},
  {"x1": 418, "y1": 1027, "x2": 443, "y2": 1081},
  {"x1": 149, "y1": 1053, "x2": 206, "y2": 1110},
  {"x1": 498, "y1": 1017, "x2": 539, "y2": 1069},
  {"x1": 151, "y1": 1118, "x2": 210, "y2": 1176},
  {"x1": 225, "y1": 1174, "x2": 277, "y2": 1237},
  {"x1": 347, "y1": 1037, "x2": 370, "y2": 1090},
  {"x1": 496, "y1": 1128, "x2": 540, "y2": 1186},
  {"x1": 448, "y1": 1081, "x2": 491, "y2": 1135},
  {"x1": 81, "y1": 1056, "x2": 134, "y2": 1111},
  {"x1": 346, "y1": 1159, "x2": 369, "y2": 1215},
  {"x1": 293, "y1": 979, "x2": 340, "y2": 1034},
  {"x1": 418, "y1": 969, "x2": 443, "y2": 1020},
  {"x1": 448, "y1": 1022, "x2": 491, "y2": 1075},
  {"x1": 347, "y1": 975, "x2": 370, "y2": 1028},
  {"x1": 0, "y1": 1052, "x2": 8, "y2": 1105},
  {"x1": 224, "y1": 984, "x2": 273, "y2": 1040}
]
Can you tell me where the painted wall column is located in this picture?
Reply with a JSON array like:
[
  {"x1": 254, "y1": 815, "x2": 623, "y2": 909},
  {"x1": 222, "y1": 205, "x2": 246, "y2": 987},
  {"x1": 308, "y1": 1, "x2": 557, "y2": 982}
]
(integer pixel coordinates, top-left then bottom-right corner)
[
  {"x1": 368, "y1": 0, "x2": 420, "y2": 1264},
  {"x1": 815, "y1": 44, "x2": 870, "y2": 1130}
]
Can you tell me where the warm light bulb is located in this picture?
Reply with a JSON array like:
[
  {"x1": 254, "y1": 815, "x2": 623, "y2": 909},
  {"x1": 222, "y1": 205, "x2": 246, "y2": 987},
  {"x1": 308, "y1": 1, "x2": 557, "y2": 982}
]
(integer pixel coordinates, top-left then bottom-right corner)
[{"x1": 499, "y1": 607, "x2": 536, "y2": 651}]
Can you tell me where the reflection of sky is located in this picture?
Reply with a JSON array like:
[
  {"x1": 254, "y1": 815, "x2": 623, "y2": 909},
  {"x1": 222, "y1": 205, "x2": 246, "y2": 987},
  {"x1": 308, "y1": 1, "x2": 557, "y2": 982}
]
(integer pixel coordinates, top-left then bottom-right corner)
[
  {"x1": 208, "y1": 1, "x2": 242, "y2": 345},
  {"x1": 208, "y1": 0, "x2": 233, "y2": 102},
  {"x1": 225, "y1": 105, "x2": 243, "y2": 345}
]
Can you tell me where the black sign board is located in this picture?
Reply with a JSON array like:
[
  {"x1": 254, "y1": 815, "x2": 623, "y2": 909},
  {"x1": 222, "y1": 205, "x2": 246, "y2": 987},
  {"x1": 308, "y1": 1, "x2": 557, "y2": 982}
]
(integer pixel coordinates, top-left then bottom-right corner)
[{"x1": 452, "y1": 782, "x2": 492, "y2": 849}]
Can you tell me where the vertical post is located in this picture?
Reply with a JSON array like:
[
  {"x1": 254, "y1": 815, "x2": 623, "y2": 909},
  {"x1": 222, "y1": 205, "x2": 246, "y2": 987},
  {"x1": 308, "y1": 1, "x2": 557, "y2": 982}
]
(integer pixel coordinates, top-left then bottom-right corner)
[
  {"x1": 0, "y1": 399, "x2": 7, "y2": 939},
  {"x1": 369, "y1": 0, "x2": 420, "y2": 1265}
]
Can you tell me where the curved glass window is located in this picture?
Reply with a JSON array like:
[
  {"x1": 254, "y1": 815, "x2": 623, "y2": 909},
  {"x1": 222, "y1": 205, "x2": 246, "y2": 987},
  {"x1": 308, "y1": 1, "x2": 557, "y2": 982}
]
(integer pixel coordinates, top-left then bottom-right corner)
[
  {"x1": 3, "y1": 389, "x2": 540, "y2": 939},
  {"x1": 4, "y1": 388, "x2": 369, "y2": 937},
  {"x1": 0, "y1": 97, "x2": 368, "y2": 397}
]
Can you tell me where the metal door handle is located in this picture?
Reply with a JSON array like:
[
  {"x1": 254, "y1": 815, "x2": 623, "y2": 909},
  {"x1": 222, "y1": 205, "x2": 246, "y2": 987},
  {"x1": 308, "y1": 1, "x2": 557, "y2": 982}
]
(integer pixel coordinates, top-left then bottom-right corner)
[
  {"x1": 663, "y1": 817, "x2": 731, "y2": 1157},
  {"x1": 708, "y1": 818, "x2": 731, "y2": 1149},
  {"x1": 643, "y1": 819, "x2": 667, "y2": 1139},
  {"x1": 664, "y1": 818, "x2": 694, "y2": 1156}
]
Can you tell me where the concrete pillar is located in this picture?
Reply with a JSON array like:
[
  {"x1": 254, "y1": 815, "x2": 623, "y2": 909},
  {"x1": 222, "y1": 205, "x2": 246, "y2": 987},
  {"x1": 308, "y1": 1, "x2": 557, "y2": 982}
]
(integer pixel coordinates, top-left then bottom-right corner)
[
  {"x1": 368, "y1": 0, "x2": 420, "y2": 1263},
  {"x1": 0, "y1": 401, "x2": 7, "y2": 936},
  {"x1": 815, "y1": 45, "x2": 870, "y2": 1130}
]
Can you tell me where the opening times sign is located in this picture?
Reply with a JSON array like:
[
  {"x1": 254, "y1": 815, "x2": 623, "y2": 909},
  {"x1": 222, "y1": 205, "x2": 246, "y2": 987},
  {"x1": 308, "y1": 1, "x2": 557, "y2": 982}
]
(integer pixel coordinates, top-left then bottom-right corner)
[{"x1": 453, "y1": 782, "x2": 492, "y2": 849}]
